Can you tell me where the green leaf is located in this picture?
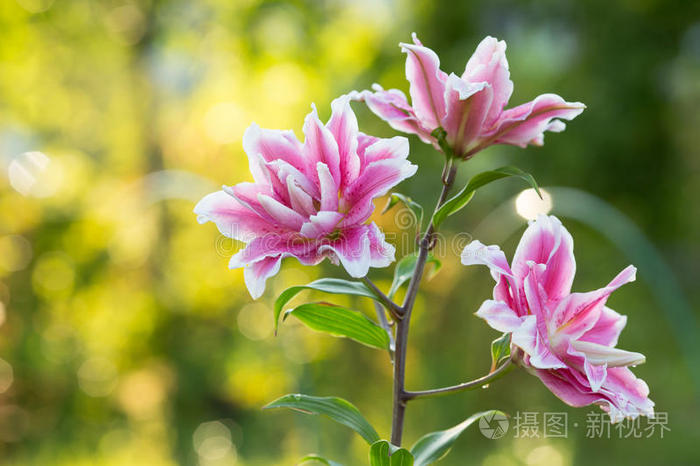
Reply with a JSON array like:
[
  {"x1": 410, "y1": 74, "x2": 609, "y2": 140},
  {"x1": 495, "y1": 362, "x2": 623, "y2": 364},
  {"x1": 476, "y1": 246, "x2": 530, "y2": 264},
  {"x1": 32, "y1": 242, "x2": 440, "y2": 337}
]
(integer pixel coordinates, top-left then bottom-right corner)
[
  {"x1": 432, "y1": 166, "x2": 541, "y2": 228},
  {"x1": 388, "y1": 253, "x2": 442, "y2": 299},
  {"x1": 389, "y1": 449, "x2": 414, "y2": 466},
  {"x1": 298, "y1": 454, "x2": 343, "y2": 466},
  {"x1": 274, "y1": 278, "x2": 377, "y2": 334},
  {"x1": 370, "y1": 440, "x2": 414, "y2": 466},
  {"x1": 264, "y1": 394, "x2": 380, "y2": 444},
  {"x1": 383, "y1": 192, "x2": 424, "y2": 233},
  {"x1": 410, "y1": 411, "x2": 502, "y2": 465},
  {"x1": 284, "y1": 302, "x2": 390, "y2": 350},
  {"x1": 490, "y1": 333, "x2": 511, "y2": 372}
]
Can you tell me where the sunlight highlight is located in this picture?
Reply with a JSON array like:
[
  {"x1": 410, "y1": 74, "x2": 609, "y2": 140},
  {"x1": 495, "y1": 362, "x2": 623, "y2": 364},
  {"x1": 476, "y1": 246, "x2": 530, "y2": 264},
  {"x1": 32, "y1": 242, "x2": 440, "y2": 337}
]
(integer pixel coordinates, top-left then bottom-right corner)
[{"x1": 516, "y1": 188, "x2": 553, "y2": 220}]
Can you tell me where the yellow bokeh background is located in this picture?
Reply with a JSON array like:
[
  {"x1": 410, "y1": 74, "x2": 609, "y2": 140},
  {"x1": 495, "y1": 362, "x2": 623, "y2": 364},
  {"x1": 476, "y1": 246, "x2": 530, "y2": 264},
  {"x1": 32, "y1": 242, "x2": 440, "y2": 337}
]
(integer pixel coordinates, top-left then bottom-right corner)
[{"x1": 0, "y1": 0, "x2": 698, "y2": 464}]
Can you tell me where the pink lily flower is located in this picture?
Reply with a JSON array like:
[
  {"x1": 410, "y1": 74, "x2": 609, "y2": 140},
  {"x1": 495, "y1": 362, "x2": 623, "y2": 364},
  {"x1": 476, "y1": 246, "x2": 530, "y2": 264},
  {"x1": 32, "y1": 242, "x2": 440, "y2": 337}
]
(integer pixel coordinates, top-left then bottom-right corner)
[
  {"x1": 461, "y1": 215, "x2": 654, "y2": 422},
  {"x1": 194, "y1": 96, "x2": 417, "y2": 299},
  {"x1": 352, "y1": 34, "x2": 585, "y2": 159}
]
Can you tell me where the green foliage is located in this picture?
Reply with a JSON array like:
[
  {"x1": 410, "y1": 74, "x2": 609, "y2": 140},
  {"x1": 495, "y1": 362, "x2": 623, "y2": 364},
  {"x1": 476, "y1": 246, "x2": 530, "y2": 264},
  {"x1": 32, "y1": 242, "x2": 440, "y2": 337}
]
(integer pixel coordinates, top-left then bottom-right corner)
[
  {"x1": 410, "y1": 411, "x2": 502, "y2": 465},
  {"x1": 388, "y1": 253, "x2": 442, "y2": 299},
  {"x1": 432, "y1": 166, "x2": 541, "y2": 227},
  {"x1": 274, "y1": 278, "x2": 378, "y2": 333},
  {"x1": 490, "y1": 333, "x2": 511, "y2": 371},
  {"x1": 283, "y1": 302, "x2": 391, "y2": 350},
  {"x1": 263, "y1": 394, "x2": 380, "y2": 445},
  {"x1": 370, "y1": 440, "x2": 414, "y2": 466}
]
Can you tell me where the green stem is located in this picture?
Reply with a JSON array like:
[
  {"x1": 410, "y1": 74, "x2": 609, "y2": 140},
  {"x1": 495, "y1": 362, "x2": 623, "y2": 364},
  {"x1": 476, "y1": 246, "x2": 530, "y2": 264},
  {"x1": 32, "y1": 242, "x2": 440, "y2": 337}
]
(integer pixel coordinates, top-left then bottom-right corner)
[
  {"x1": 390, "y1": 157, "x2": 458, "y2": 446},
  {"x1": 362, "y1": 276, "x2": 402, "y2": 320},
  {"x1": 403, "y1": 359, "x2": 513, "y2": 400}
]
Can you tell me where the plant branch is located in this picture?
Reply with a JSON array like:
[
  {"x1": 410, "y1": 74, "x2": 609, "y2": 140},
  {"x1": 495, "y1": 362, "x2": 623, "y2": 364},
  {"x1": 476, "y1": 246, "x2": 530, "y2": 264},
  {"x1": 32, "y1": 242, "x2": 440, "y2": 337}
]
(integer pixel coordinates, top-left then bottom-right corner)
[
  {"x1": 403, "y1": 359, "x2": 513, "y2": 401},
  {"x1": 373, "y1": 301, "x2": 395, "y2": 354},
  {"x1": 362, "y1": 276, "x2": 402, "y2": 320},
  {"x1": 390, "y1": 156, "x2": 458, "y2": 446}
]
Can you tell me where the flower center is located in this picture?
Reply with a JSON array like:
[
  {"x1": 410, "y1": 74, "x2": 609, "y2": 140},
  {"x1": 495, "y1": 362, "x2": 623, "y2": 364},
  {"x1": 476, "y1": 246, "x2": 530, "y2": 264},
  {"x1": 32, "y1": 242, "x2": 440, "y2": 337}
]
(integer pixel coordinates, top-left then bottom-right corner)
[{"x1": 325, "y1": 229, "x2": 343, "y2": 241}]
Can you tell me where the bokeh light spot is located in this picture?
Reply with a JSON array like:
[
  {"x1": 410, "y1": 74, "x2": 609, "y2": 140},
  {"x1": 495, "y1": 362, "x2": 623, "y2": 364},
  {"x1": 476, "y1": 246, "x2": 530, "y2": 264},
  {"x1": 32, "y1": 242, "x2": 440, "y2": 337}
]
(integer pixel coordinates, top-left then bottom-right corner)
[
  {"x1": 77, "y1": 357, "x2": 118, "y2": 397},
  {"x1": 237, "y1": 303, "x2": 272, "y2": 341},
  {"x1": 526, "y1": 445, "x2": 566, "y2": 466},
  {"x1": 117, "y1": 366, "x2": 171, "y2": 419},
  {"x1": 0, "y1": 358, "x2": 14, "y2": 394},
  {"x1": 203, "y1": 102, "x2": 247, "y2": 144},
  {"x1": 32, "y1": 252, "x2": 75, "y2": 297},
  {"x1": 516, "y1": 188, "x2": 553, "y2": 220},
  {"x1": 193, "y1": 421, "x2": 237, "y2": 463},
  {"x1": 8, "y1": 151, "x2": 62, "y2": 198},
  {"x1": 104, "y1": 3, "x2": 147, "y2": 45},
  {"x1": 0, "y1": 235, "x2": 32, "y2": 273}
]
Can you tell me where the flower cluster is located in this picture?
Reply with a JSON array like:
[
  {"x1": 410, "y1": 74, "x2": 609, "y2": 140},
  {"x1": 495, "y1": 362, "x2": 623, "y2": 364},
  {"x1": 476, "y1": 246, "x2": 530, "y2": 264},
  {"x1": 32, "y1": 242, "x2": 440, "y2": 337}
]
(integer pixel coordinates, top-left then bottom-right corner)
[
  {"x1": 195, "y1": 96, "x2": 416, "y2": 298},
  {"x1": 195, "y1": 33, "x2": 652, "y2": 424},
  {"x1": 352, "y1": 34, "x2": 585, "y2": 159},
  {"x1": 462, "y1": 215, "x2": 654, "y2": 421}
]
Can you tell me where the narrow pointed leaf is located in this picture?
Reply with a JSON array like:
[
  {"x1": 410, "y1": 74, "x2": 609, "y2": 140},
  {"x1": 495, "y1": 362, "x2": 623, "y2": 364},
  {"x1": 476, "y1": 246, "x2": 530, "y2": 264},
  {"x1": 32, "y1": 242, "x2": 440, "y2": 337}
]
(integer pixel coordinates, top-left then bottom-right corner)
[
  {"x1": 299, "y1": 454, "x2": 343, "y2": 466},
  {"x1": 264, "y1": 394, "x2": 380, "y2": 444},
  {"x1": 388, "y1": 253, "x2": 442, "y2": 299},
  {"x1": 410, "y1": 411, "x2": 503, "y2": 466},
  {"x1": 370, "y1": 440, "x2": 414, "y2": 466},
  {"x1": 433, "y1": 166, "x2": 541, "y2": 227},
  {"x1": 274, "y1": 278, "x2": 377, "y2": 334},
  {"x1": 284, "y1": 302, "x2": 390, "y2": 350},
  {"x1": 490, "y1": 333, "x2": 511, "y2": 372}
]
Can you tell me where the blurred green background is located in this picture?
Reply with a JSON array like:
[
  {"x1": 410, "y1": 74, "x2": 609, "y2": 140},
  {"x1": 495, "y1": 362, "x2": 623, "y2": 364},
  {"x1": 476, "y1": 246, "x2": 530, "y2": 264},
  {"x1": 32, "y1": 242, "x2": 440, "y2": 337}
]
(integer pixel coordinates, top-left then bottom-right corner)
[{"x1": 0, "y1": 0, "x2": 698, "y2": 464}]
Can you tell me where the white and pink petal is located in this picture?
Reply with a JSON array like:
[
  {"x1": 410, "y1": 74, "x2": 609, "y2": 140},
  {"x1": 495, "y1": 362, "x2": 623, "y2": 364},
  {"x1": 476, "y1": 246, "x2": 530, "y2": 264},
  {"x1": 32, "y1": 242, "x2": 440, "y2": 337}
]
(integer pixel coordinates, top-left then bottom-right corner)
[
  {"x1": 287, "y1": 176, "x2": 316, "y2": 217},
  {"x1": 362, "y1": 136, "x2": 410, "y2": 164},
  {"x1": 512, "y1": 315, "x2": 567, "y2": 370},
  {"x1": 511, "y1": 214, "x2": 576, "y2": 303},
  {"x1": 302, "y1": 104, "x2": 342, "y2": 187},
  {"x1": 343, "y1": 158, "x2": 417, "y2": 221},
  {"x1": 461, "y1": 240, "x2": 514, "y2": 281},
  {"x1": 534, "y1": 368, "x2": 611, "y2": 408},
  {"x1": 300, "y1": 211, "x2": 344, "y2": 239},
  {"x1": 552, "y1": 265, "x2": 636, "y2": 339},
  {"x1": 400, "y1": 33, "x2": 448, "y2": 129},
  {"x1": 441, "y1": 74, "x2": 492, "y2": 157},
  {"x1": 366, "y1": 222, "x2": 396, "y2": 268},
  {"x1": 489, "y1": 94, "x2": 585, "y2": 148},
  {"x1": 257, "y1": 193, "x2": 307, "y2": 231},
  {"x1": 350, "y1": 87, "x2": 435, "y2": 144},
  {"x1": 462, "y1": 36, "x2": 513, "y2": 128},
  {"x1": 317, "y1": 162, "x2": 339, "y2": 212},
  {"x1": 243, "y1": 255, "x2": 283, "y2": 299},
  {"x1": 243, "y1": 123, "x2": 305, "y2": 176},
  {"x1": 327, "y1": 95, "x2": 361, "y2": 188},
  {"x1": 319, "y1": 226, "x2": 372, "y2": 278},
  {"x1": 474, "y1": 299, "x2": 524, "y2": 334},
  {"x1": 571, "y1": 340, "x2": 646, "y2": 368},
  {"x1": 600, "y1": 367, "x2": 654, "y2": 421},
  {"x1": 580, "y1": 306, "x2": 627, "y2": 347},
  {"x1": 223, "y1": 183, "x2": 275, "y2": 222},
  {"x1": 193, "y1": 190, "x2": 279, "y2": 242}
]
